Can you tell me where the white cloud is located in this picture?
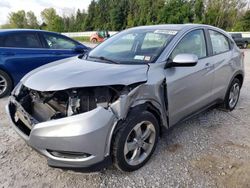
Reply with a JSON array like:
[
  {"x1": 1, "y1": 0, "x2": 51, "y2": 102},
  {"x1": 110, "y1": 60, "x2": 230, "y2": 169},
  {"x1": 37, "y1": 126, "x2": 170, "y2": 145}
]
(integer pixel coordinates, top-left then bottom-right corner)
[
  {"x1": 0, "y1": 0, "x2": 11, "y2": 8},
  {"x1": 0, "y1": 0, "x2": 91, "y2": 25}
]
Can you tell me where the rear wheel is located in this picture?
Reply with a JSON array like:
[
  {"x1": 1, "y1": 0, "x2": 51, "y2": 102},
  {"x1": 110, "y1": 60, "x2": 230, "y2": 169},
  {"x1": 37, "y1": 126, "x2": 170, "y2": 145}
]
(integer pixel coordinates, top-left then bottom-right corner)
[
  {"x1": 0, "y1": 70, "x2": 12, "y2": 98},
  {"x1": 223, "y1": 78, "x2": 241, "y2": 111},
  {"x1": 91, "y1": 38, "x2": 97, "y2": 43},
  {"x1": 112, "y1": 110, "x2": 159, "y2": 172}
]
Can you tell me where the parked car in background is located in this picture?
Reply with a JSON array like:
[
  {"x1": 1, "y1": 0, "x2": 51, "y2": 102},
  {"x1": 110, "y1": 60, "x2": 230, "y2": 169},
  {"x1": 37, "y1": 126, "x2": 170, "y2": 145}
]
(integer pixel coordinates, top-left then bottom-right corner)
[
  {"x1": 7, "y1": 24, "x2": 244, "y2": 172},
  {"x1": 90, "y1": 30, "x2": 110, "y2": 43},
  {"x1": 229, "y1": 32, "x2": 250, "y2": 49},
  {"x1": 0, "y1": 29, "x2": 89, "y2": 98}
]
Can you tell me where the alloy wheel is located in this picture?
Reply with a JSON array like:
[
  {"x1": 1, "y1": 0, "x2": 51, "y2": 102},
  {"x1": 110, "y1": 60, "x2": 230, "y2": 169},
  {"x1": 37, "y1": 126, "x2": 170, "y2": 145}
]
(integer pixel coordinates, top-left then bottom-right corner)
[
  {"x1": 0, "y1": 75, "x2": 7, "y2": 96},
  {"x1": 124, "y1": 121, "x2": 156, "y2": 166},
  {"x1": 229, "y1": 83, "x2": 240, "y2": 109}
]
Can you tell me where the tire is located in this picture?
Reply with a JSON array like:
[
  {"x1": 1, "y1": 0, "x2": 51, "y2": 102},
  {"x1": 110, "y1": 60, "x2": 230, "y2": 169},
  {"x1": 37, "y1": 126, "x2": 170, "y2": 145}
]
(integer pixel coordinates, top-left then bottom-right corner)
[
  {"x1": 223, "y1": 78, "x2": 241, "y2": 111},
  {"x1": 91, "y1": 38, "x2": 97, "y2": 43},
  {"x1": 0, "y1": 70, "x2": 12, "y2": 98},
  {"x1": 112, "y1": 110, "x2": 159, "y2": 172}
]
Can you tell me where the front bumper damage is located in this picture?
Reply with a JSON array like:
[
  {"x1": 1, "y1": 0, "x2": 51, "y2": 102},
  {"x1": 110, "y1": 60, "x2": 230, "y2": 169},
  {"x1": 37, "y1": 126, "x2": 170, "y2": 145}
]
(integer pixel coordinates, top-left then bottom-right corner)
[{"x1": 6, "y1": 96, "x2": 117, "y2": 169}]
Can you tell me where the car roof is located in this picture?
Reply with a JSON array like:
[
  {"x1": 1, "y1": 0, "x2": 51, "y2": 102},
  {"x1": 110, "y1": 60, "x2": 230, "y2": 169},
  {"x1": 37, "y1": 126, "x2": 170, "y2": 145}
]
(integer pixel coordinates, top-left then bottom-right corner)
[
  {"x1": 0, "y1": 29, "x2": 60, "y2": 36},
  {"x1": 0, "y1": 29, "x2": 84, "y2": 46},
  {"x1": 128, "y1": 24, "x2": 222, "y2": 32}
]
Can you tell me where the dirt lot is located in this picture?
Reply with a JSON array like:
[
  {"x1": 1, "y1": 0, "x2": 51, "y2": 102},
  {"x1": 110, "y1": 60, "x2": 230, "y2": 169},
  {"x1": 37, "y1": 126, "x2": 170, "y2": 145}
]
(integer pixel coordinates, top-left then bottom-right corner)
[{"x1": 0, "y1": 50, "x2": 250, "y2": 188}]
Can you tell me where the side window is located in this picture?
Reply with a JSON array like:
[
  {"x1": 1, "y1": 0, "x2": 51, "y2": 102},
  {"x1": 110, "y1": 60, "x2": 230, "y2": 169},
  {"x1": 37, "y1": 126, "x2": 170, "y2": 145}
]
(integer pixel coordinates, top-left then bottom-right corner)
[
  {"x1": 3, "y1": 33, "x2": 42, "y2": 48},
  {"x1": 171, "y1": 30, "x2": 207, "y2": 59},
  {"x1": 209, "y1": 30, "x2": 230, "y2": 55},
  {"x1": 43, "y1": 34, "x2": 77, "y2": 49}
]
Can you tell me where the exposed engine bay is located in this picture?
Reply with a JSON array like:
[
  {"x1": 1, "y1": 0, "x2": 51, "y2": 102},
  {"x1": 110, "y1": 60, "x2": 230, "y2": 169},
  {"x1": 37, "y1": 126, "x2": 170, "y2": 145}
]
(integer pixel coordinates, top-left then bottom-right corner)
[{"x1": 15, "y1": 85, "x2": 126, "y2": 122}]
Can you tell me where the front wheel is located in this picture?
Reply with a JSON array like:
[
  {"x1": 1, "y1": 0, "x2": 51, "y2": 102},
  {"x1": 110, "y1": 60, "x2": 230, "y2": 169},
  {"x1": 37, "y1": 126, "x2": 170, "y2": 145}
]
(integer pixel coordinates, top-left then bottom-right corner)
[
  {"x1": 112, "y1": 110, "x2": 159, "y2": 172},
  {"x1": 0, "y1": 70, "x2": 12, "y2": 98},
  {"x1": 223, "y1": 78, "x2": 241, "y2": 111}
]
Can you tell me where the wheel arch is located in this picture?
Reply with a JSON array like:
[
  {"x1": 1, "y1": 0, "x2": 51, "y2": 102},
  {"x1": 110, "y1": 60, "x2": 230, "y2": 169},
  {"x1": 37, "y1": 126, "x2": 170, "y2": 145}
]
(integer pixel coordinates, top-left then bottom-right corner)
[
  {"x1": 107, "y1": 102, "x2": 163, "y2": 156},
  {"x1": 234, "y1": 72, "x2": 244, "y2": 88}
]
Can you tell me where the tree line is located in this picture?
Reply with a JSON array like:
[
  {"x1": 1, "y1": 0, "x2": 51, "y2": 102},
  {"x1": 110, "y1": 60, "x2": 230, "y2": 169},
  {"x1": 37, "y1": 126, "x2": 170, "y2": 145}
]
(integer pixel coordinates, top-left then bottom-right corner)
[{"x1": 1, "y1": 0, "x2": 250, "y2": 32}]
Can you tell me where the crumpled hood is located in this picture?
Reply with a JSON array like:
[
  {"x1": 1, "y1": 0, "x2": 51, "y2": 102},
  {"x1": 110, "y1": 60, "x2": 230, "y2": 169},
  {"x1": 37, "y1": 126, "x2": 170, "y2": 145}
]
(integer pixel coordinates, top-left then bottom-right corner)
[{"x1": 21, "y1": 56, "x2": 149, "y2": 91}]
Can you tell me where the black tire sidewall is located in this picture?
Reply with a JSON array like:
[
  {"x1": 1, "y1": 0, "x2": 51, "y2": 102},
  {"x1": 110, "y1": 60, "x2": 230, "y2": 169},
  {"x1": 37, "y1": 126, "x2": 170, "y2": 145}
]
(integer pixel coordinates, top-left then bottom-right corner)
[
  {"x1": 0, "y1": 70, "x2": 12, "y2": 98},
  {"x1": 113, "y1": 111, "x2": 159, "y2": 172},
  {"x1": 224, "y1": 78, "x2": 241, "y2": 111}
]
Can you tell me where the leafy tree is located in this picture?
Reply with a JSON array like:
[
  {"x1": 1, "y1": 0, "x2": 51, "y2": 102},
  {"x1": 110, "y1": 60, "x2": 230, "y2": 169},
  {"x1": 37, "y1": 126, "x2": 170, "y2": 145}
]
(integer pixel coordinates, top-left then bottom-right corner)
[
  {"x1": 41, "y1": 8, "x2": 64, "y2": 32},
  {"x1": 194, "y1": 0, "x2": 204, "y2": 23},
  {"x1": 158, "y1": 0, "x2": 193, "y2": 24},
  {"x1": 1, "y1": 0, "x2": 249, "y2": 32},
  {"x1": 84, "y1": 0, "x2": 97, "y2": 31},
  {"x1": 110, "y1": 0, "x2": 128, "y2": 30},
  {"x1": 26, "y1": 11, "x2": 39, "y2": 29},
  {"x1": 204, "y1": 0, "x2": 247, "y2": 30},
  {"x1": 8, "y1": 10, "x2": 27, "y2": 28},
  {"x1": 234, "y1": 10, "x2": 250, "y2": 31}
]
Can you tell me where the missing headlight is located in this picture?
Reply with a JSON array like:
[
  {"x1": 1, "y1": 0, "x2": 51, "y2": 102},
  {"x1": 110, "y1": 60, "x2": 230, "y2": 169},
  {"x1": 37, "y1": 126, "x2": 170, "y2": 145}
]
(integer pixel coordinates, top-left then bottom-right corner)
[{"x1": 14, "y1": 83, "x2": 142, "y2": 123}]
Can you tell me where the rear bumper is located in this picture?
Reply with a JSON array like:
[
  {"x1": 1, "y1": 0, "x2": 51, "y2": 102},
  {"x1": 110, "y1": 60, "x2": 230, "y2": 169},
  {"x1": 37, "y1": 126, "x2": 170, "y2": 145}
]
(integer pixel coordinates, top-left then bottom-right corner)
[{"x1": 6, "y1": 98, "x2": 117, "y2": 169}]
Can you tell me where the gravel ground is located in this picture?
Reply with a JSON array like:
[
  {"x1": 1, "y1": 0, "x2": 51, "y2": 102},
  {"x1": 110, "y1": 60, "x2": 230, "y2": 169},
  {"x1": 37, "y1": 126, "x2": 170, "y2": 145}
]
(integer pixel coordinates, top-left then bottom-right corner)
[{"x1": 0, "y1": 50, "x2": 250, "y2": 188}]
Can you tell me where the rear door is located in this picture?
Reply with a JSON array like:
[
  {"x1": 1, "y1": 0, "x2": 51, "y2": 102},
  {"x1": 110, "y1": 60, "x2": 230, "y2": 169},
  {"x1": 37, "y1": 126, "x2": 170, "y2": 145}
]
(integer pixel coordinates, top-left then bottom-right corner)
[
  {"x1": 0, "y1": 32, "x2": 56, "y2": 84},
  {"x1": 40, "y1": 32, "x2": 82, "y2": 61},
  {"x1": 207, "y1": 29, "x2": 235, "y2": 100}
]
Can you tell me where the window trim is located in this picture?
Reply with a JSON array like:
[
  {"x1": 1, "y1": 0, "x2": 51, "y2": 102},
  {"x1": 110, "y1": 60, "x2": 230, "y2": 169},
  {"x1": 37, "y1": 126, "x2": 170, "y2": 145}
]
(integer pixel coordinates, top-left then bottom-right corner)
[
  {"x1": 2, "y1": 32, "x2": 43, "y2": 49},
  {"x1": 169, "y1": 28, "x2": 208, "y2": 61},
  {"x1": 207, "y1": 29, "x2": 232, "y2": 56}
]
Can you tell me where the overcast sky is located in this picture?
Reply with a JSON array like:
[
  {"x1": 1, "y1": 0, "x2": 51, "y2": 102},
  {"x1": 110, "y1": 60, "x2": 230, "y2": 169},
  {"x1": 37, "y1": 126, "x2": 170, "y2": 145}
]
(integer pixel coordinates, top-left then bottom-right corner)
[{"x1": 0, "y1": 0, "x2": 92, "y2": 25}]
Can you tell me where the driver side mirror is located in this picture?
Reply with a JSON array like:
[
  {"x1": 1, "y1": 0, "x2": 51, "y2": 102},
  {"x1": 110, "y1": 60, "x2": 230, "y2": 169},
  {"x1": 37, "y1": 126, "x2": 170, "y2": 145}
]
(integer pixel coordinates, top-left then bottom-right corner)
[
  {"x1": 74, "y1": 45, "x2": 87, "y2": 53},
  {"x1": 165, "y1": 54, "x2": 198, "y2": 69}
]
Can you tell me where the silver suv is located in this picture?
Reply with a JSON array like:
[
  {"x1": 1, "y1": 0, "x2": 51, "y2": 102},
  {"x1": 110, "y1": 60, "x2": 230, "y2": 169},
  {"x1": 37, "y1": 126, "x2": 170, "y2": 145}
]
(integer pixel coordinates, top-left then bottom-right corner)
[{"x1": 6, "y1": 24, "x2": 244, "y2": 172}]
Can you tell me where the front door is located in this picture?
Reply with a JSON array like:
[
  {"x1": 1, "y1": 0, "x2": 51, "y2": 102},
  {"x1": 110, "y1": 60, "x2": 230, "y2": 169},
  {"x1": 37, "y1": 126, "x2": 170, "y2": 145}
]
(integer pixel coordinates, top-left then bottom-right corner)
[{"x1": 165, "y1": 29, "x2": 215, "y2": 126}]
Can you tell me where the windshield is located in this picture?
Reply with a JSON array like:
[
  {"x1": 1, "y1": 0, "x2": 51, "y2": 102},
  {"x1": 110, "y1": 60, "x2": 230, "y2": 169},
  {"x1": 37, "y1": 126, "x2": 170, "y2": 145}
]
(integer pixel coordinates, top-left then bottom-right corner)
[{"x1": 87, "y1": 29, "x2": 178, "y2": 64}]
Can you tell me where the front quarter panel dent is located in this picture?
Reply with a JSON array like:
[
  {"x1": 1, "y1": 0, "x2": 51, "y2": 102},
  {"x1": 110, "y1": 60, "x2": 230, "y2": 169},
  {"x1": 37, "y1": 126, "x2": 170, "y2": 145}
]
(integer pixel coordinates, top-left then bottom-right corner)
[{"x1": 110, "y1": 81, "x2": 168, "y2": 127}]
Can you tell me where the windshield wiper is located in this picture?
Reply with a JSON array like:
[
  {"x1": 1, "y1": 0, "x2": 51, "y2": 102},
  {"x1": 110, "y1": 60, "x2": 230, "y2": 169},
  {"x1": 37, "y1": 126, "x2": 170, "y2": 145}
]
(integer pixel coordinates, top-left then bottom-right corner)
[{"x1": 88, "y1": 56, "x2": 119, "y2": 64}]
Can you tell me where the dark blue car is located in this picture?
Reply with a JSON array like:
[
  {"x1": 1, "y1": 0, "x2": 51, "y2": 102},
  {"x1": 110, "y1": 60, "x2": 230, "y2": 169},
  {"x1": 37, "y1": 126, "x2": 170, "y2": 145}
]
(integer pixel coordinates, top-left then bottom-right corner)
[{"x1": 0, "y1": 29, "x2": 88, "y2": 98}]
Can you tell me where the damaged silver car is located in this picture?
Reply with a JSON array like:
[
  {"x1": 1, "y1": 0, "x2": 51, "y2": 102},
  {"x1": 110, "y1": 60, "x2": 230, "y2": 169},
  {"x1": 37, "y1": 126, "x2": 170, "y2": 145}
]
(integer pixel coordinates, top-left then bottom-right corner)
[{"x1": 6, "y1": 24, "x2": 244, "y2": 172}]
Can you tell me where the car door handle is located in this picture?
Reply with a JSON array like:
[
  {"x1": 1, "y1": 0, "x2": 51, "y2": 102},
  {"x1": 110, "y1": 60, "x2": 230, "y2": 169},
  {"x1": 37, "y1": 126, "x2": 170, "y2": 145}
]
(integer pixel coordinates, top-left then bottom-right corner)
[
  {"x1": 205, "y1": 63, "x2": 211, "y2": 67},
  {"x1": 205, "y1": 63, "x2": 214, "y2": 70}
]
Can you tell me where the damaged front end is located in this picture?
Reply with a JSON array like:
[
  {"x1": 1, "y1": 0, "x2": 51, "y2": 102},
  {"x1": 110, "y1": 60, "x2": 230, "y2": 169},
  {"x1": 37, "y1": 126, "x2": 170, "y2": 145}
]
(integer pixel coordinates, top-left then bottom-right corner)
[
  {"x1": 12, "y1": 85, "x2": 128, "y2": 123},
  {"x1": 7, "y1": 83, "x2": 145, "y2": 168}
]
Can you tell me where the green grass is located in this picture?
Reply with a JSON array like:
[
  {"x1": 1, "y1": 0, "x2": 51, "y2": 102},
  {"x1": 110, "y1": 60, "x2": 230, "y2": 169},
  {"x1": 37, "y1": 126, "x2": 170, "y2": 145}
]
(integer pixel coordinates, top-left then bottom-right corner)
[{"x1": 71, "y1": 36, "x2": 90, "y2": 42}]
